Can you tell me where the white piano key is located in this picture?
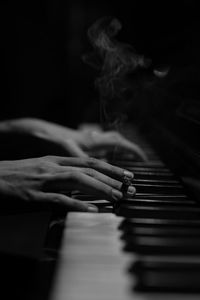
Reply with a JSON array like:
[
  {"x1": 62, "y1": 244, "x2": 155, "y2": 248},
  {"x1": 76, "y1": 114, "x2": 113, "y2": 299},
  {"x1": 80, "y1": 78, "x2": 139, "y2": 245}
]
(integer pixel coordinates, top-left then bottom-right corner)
[
  {"x1": 50, "y1": 213, "x2": 133, "y2": 300},
  {"x1": 50, "y1": 213, "x2": 200, "y2": 300}
]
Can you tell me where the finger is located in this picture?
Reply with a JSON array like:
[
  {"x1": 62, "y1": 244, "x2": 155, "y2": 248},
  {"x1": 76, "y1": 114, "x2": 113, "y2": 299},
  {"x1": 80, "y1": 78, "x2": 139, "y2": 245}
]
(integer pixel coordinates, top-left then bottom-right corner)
[
  {"x1": 62, "y1": 140, "x2": 89, "y2": 158},
  {"x1": 47, "y1": 165, "x2": 124, "y2": 190},
  {"x1": 45, "y1": 172, "x2": 124, "y2": 202},
  {"x1": 56, "y1": 157, "x2": 134, "y2": 182},
  {"x1": 82, "y1": 168, "x2": 136, "y2": 196},
  {"x1": 39, "y1": 192, "x2": 98, "y2": 212},
  {"x1": 82, "y1": 168, "x2": 122, "y2": 190}
]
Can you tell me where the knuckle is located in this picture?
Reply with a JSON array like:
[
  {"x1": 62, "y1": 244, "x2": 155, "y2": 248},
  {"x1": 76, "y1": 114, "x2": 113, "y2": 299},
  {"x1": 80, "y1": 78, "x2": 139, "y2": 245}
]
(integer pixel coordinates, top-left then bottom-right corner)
[
  {"x1": 35, "y1": 162, "x2": 49, "y2": 174},
  {"x1": 84, "y1": 168, "x2": 95, "y2": 177},
  {"x1": 36, "y1": 160, "x2": 56, "y2": 174}
]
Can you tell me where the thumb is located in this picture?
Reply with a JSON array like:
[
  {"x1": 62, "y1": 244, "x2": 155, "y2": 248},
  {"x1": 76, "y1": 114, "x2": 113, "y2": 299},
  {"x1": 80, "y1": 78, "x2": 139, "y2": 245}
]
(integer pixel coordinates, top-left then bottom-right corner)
[{"x1": 42, "y1": 193, "x2": 98, "y2": 212}]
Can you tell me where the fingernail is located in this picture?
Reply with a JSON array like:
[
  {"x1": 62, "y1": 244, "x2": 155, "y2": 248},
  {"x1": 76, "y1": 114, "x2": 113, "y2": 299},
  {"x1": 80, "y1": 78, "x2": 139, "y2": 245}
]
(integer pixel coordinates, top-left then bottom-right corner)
[
  {"x1": 112, "y1": 189, "x2": 123, "y2": 201},
  {"x1": 124, "y1": 170, "x2": 134, "y2": 180},
  {"x1": 87, "y1": 204, "x2": 98, "y2": 213},
  {"x1": 127, "y1": 185, "x2": 136, "y2": 195}
]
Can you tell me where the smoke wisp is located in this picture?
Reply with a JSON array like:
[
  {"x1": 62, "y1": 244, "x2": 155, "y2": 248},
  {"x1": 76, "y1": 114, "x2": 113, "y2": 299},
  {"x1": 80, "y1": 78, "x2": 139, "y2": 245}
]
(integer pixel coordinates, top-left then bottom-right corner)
[{"x1": 83, "y1": 16, "x2": 153, "y2": 127}]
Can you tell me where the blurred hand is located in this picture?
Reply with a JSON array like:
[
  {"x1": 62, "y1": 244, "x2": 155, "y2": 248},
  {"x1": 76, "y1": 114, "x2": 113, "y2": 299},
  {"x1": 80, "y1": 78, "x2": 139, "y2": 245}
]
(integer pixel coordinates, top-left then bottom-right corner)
[
  {"x1": 0, "y1": 156, "x2": 135, "y2": 212},
  {"x1": 1, "y1": 118, "x2": 147, "y2": 160}
]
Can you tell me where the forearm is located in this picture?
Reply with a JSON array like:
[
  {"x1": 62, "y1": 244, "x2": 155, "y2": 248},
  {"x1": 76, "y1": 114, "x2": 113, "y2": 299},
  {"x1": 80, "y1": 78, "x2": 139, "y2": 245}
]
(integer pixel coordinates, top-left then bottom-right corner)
[
  {"x1": 0, "y1": 118, "x2": 76, "y2": 159},
  {"x1": 0, "y1": 118, "x2": 40, "y2": 135}
]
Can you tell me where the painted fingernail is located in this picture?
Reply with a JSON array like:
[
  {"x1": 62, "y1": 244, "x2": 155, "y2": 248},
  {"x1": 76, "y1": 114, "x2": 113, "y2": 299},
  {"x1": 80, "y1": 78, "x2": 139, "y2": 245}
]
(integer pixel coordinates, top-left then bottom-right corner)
[
  {"x1": 127, "y1": 185, "x2": 136, "y2": 195},
  {"x1": 87, "y1": 204, "x2": 98, "y2": 213},
  {"x1": 124, "y1": 170, "x2": 134, "y2": 180},
  {"x1": 112, "y1": 189, "x2": 123, "y2": 201}
]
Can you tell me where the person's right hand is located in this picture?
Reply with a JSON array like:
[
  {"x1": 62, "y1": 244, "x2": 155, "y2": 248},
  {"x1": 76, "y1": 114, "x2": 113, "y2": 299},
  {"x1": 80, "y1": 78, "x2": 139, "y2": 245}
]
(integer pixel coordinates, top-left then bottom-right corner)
[
  {"x1": 0, "y1": 156, "x2": 135, "y2": 212},
  {"x1": 0, "y1": 118, "x2": 147, "y2": 161}
]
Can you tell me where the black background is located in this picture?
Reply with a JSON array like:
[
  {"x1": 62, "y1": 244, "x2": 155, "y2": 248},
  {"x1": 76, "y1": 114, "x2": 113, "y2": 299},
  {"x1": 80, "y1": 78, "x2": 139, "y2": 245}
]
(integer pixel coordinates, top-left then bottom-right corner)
[{"x1": 0, "y1": 0, "x2": 200, "y2": 127}]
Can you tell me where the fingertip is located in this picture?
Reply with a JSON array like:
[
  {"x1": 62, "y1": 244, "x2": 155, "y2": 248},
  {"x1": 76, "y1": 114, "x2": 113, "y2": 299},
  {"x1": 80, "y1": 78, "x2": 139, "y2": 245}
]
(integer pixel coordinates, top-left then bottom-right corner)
[
  {"x1": 123, "y1": 170, "x2": 134, "y2": 181},
  {"x1": 127, "y1": 185, "x2": 136, "y2": 196}
]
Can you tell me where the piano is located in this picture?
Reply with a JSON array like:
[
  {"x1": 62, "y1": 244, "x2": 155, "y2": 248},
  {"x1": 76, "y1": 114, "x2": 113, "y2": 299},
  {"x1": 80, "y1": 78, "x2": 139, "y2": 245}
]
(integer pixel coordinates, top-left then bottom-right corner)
[
  {"x1": 47, "y1": 112, "x2": 200, "y2": 300},
  {"x1": 1, "y1": 100, "x2": 200, "y2": 300}
]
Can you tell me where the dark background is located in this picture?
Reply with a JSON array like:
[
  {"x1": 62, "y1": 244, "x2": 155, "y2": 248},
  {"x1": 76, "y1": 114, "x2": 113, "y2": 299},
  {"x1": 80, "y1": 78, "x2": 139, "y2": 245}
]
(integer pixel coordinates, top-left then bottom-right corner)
[{"x1": 0, "y1": 0, "x2": 200, "y2": 127}]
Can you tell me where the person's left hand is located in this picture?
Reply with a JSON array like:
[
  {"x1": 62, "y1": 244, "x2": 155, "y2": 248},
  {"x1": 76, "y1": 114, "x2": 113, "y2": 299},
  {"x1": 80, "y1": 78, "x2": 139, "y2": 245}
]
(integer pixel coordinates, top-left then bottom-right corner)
[{"x1": 1, "y1": 118, "x2": 147, "y2": 160}]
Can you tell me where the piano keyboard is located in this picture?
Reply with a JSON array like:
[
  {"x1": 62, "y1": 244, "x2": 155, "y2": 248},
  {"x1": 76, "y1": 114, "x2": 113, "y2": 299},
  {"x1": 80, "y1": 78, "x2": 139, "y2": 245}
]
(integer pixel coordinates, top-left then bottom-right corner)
[{"x1": 49, "y1": 131, "x2": 200, "y2": 300}]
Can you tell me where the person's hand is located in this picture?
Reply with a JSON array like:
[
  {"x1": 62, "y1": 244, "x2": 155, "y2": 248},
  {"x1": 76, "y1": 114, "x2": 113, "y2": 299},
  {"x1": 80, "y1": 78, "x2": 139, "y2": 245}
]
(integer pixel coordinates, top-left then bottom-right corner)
[
  {"x1": 78, "y1": 123, "x2": 147, "y2": 160},
  {"x1": 0, "y1": 156, "x2": 135, "y2": 212},
  {"x1": 1, "y1": 118, "x2": 147, "y2": 160}
]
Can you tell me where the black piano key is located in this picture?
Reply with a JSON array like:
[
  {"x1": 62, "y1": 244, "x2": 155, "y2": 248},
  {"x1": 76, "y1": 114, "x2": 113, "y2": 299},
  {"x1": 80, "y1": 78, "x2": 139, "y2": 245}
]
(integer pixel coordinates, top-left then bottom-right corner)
[
  {"x1": 116, "y1": 204, "x2": 200, "y2": 219},
  {"x1": 135, "y1": 193, "x2": 188, "y2": 200},
  {"x1": 133, "y1": 183, "x2": 184, "y2": 194},
  {"x1": 124, "y1": 236, "x2": 200, "y2": 254},
  {"x1": 134, "y1": 171, "x2": 176, "y2": 180},
  {"x1": 120, "y1": 218, "x2": 200, "y2": 229},
  {"x1": 132, "y1": 260, "x2": 200, "y2": 292},
  {"x1": 121, "y1": 226, "x2": 200, "y2": 237},
  {"x1": 128, "y1": 167, "x2": 172, "y2": 173},
  {"x1": 119, "y1": 219, "x2": 200, "y2": 234},
  {"x1": 133, "y1": 259, "x2": 200, "y2": 272},
  {"x1": 109, "y1": 129, "x2": 200, "y2": 293},
  {"x1": 122, "y1": 198, "x2": 195, "y2": 206},
  {"x1": 135, "y1": 274, "x2": 200, "y2": 292},
  {"x1": 133, "y1": 178, "x2": 180, "y2": 185}
]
